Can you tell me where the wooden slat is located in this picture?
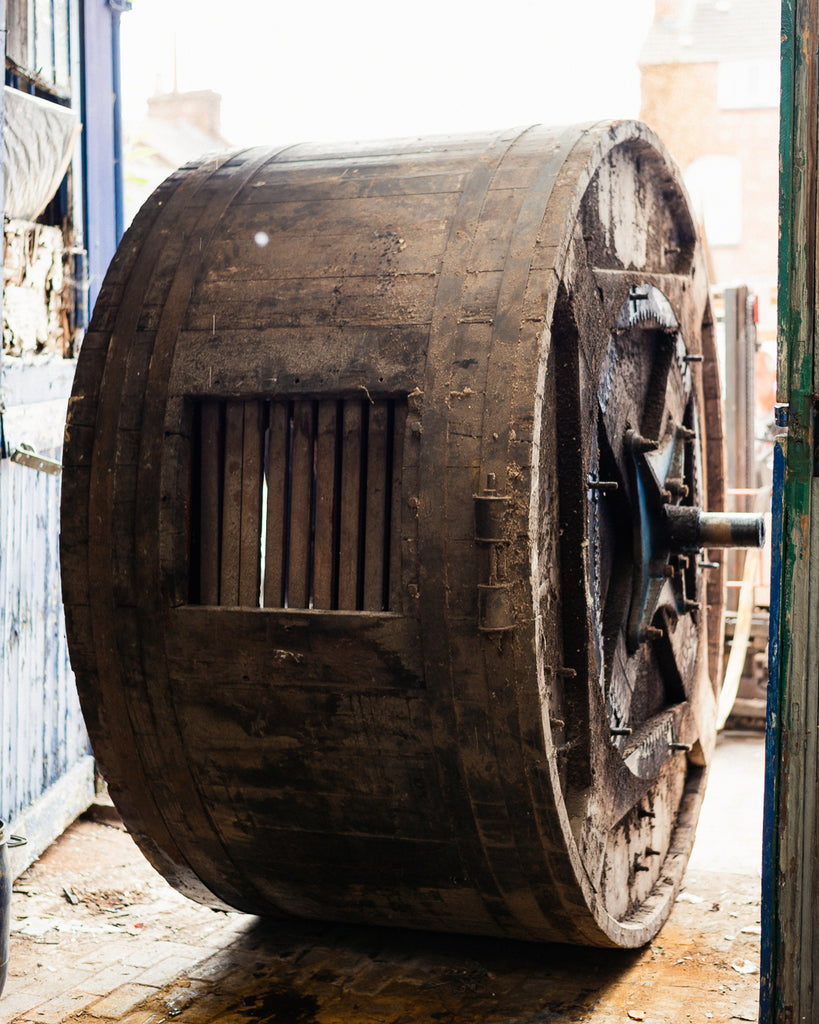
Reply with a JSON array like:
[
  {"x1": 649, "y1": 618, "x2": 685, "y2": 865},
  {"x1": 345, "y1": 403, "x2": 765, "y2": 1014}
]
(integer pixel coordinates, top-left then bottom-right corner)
[
  {"x1": 169, "y1": 325, "x2": 428, "y2": 398},
  {"x1": 363, "y1": 401, "x2": 389, "y2": 610},
  {"x1": 263, "y1": 402, "x2": 289, "y2": 608},
  {"x1": 199, "y1": 401, "x2": 222, "y2": 605},
  {"x1": 219, "y1": 401, "x2": 245, "y2": 606},
  {"x1": 33, "y1": 0, "x2": 55, "y2": 84},
  {"x1": 209, "y1": 191, "x2": 454, "y2": 240},
  {"x1": 313, "y1": 401, "x2": 338, "y2": 610},
  {"x1": 337, "y1": 401, "x2": 363, "y2": 609},
  {"x1": 287, "y1": 400, "x2": 314, "y2": 609},
  {"x1": 389, "y1": 401, "x2": 408, "y2": 612},
  {"x1": 238, "y1": 402, "x2": 263, "y2": 606},
  {"x1": 52, "y1": 0, "x2": 70, "y2": 88},
  {"x1": 202, "y1": 231, "x2": 444, "y2": 283},
  {"x1": 5, "y1": 0, "x2": 27, "y2": 68},
  {"x1": 186, "y1": 273, "x2": 437, "y2": 331},
  {"x1": 236, "y1": 168, "x2": 467, "y2": 204}
]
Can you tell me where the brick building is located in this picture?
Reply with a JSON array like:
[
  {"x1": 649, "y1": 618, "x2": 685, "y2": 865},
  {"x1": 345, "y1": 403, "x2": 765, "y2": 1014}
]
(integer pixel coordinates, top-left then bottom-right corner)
[{"x1": 639, "y1": 0, "x2": 780, "y2": 345}]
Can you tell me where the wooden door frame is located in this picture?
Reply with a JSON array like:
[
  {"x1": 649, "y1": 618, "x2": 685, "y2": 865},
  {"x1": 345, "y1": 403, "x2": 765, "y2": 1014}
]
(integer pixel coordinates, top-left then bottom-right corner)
[{"x1": 763, "y1": 1, "x2": 819, "y2": 1018}]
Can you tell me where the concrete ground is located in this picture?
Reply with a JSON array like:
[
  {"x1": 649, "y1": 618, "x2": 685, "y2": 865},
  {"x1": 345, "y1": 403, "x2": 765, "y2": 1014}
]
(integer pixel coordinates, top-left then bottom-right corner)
[{"x1": 3, "y1": 730, "x2": 764, "y2": 1023}]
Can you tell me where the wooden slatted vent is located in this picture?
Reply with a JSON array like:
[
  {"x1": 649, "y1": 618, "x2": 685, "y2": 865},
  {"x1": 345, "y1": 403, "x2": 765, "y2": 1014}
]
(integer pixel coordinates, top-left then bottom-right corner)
[{"x1": 189, "y1": 397, "x2": 406, "y2": 611}]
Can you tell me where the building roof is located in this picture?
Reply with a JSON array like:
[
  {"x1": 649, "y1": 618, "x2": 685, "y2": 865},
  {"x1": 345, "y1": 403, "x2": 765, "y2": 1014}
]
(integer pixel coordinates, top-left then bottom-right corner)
[
  {"x1": 639, "y1": 0, "x2": 780, "y2": 65},
  {"x1": 126, "y1": 116, "x2": 228, "y2": 173}
]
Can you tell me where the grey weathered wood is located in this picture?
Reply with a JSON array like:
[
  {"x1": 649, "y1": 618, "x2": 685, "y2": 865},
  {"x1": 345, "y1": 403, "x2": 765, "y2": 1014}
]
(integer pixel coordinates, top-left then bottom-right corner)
[
  {"x1": 263, "y1": 401, "x2": 288, "y2": 609},
  {"x1": 337, "y1": 401, "x2": 363, "y2": 611},
  {"x1": 219, "y1": 401, "x2": 244, "y2": 606},
  {"x1": 287, "y1": 400, "x2": 313, "y2": 609},
  {"x1": 238, "y1": 401, "x2": 263, "y2": 607},
  {"x1": 363, "y1": 401, "x2": 388, "y2": 611},
  {"x1": 198, "y1": 401, "x2": 222, "y2": 605},
  {"x1": 313, "y1": 400, "x2": 338, "y2": 610},
  {"x1": 388, "y1": 401, "x2": 407, "y2": 612}
]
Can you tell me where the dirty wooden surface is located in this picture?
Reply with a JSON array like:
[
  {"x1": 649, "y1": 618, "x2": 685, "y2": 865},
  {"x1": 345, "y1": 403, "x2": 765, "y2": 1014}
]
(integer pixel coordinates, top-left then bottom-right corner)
[{"x1": 61, "y1": 121, "x2": 730, "y2": 950}]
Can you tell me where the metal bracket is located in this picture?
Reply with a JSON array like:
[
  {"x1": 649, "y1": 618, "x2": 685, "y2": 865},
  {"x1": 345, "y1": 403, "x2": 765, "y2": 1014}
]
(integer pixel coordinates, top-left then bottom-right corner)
[
  {"x1": 474, "y1": 473, "x2": 514, "y2": 634},
  {"x1": 10, "y1": 442, "x2": 62, "y2": 476}
]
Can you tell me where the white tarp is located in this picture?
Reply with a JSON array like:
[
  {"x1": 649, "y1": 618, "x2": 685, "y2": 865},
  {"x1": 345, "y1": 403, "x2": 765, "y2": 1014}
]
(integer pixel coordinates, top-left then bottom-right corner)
[{"x1": 4, "y1": 87, "x2": 81, "y2": 221}]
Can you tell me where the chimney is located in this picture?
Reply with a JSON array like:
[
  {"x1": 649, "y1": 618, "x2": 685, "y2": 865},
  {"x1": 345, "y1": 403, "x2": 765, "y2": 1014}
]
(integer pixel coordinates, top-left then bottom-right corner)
[
  {"x1": 147, "y1": 90, "x2": 223, "y2": 138},
  {"x1": 653, "y1": 0, "x2": 690, "y2": 20}
]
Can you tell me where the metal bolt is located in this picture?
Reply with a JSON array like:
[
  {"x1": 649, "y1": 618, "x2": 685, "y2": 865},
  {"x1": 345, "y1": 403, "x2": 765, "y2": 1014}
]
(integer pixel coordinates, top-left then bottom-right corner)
[
  {"x1": 676, "y1": 425, "x2": 696, "y2": 441},
  {"x1": 699, "y1": 560, "x2": 720, "y2": 570},
  {"x1": 684, "y1": 599, "x2": 701, "y2": 612},
  {"x1": 632, "y1": 434, "x2": 659, "y2": 452},
  {"x1": 665, "y1": 477, "x2": 689, "y2": 498},
  {"x1": 682, "y1": 354, "x2": 704, "y2": 363},
  {"x1": 669, "y1": 741, "x2": 692, "y2": 752},
  {"x1": 645, "y1": 625, "x2": 663, "y2": 641},
  {"x1": 587, "y1": 476, "x2": 619, "y2": 492},
  {"x1": 611, "y1": 727, "x2": 632, "y2": 736}
]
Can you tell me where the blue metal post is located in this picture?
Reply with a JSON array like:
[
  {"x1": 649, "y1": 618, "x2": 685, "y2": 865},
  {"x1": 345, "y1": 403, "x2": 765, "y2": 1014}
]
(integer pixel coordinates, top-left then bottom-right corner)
[
  {"x1": 79, "y1": 0, "x2": 130, "y2": 315},
  {"x1": 760, "y1": 432, "x2": 787, "y2": 1023}
]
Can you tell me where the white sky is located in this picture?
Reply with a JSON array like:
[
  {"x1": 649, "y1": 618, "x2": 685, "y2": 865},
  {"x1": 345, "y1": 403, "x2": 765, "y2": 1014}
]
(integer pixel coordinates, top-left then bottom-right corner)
[{"x1": 120, "y1": 0, "x2": 655, "y2": 148}]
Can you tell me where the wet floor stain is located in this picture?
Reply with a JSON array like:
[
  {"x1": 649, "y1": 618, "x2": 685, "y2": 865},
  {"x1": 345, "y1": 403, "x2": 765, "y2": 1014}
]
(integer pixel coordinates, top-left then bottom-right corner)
[{"x1": 234, "y1": 983, "x2": 320, "y2": 1023}]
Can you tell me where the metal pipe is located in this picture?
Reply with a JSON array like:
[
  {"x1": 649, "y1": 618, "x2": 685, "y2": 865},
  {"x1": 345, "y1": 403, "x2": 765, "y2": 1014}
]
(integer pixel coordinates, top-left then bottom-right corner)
[{"x1": 664, "y1": 506, "x2": 766, "y2": 551}]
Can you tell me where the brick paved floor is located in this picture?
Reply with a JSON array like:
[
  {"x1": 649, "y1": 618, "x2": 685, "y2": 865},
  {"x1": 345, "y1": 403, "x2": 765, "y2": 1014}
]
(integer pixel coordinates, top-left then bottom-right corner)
[{"x1": 3, "y1": 732, "x2": 764, "y2": 1023}]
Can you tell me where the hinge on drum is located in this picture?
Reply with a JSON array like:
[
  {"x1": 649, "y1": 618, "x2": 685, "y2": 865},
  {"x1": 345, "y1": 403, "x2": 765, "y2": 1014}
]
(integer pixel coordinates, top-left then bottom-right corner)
[{"x1": 474, "y1": 473, "x2": 515, "y2": 635}]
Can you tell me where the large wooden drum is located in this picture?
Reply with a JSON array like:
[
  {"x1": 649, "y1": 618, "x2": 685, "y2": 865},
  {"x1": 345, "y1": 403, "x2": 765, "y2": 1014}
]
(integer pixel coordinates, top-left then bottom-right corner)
[{"x1": 61, "y1": 120, "x2": 752, "y2": 947}]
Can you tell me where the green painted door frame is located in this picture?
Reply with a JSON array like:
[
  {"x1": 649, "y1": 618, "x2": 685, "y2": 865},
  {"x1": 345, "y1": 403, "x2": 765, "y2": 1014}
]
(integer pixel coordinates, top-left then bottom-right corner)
[{"x1": 764, "y1": 1, "x2": 819, "y2": 1018}]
